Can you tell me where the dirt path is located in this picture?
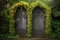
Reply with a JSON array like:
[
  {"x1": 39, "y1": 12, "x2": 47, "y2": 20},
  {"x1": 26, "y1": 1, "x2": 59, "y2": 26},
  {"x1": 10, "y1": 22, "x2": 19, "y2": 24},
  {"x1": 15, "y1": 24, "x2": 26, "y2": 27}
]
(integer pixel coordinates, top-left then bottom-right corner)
[{"x1": 19, "y1": 38, "x2": 49, "y2": 40}]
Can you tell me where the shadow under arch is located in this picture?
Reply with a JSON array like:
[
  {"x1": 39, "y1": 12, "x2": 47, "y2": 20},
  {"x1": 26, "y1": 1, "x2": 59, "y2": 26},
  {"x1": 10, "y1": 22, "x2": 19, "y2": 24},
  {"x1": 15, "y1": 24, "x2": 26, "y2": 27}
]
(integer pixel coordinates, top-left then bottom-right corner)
[
  {"x1": 15, "y1": 6, "x2": 28, "y2": 38},
  {"x1": 32, "y1": 6, "x2": 45, "y2": 37}
]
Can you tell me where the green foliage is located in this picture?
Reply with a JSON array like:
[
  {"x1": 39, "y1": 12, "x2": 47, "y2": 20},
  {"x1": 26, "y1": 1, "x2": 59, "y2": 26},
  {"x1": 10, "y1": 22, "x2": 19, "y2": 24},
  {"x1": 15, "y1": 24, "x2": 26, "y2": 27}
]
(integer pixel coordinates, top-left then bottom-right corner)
[
  {"x1": 52, "y1": 11, "x2": 60, "y2": 17},
  {"x1": 9, "y1": 1, "x2": 51, "y2": 38},
  {"x1": 0, "y1": 8, "x2": 9, "y2": 38},
  {"x1": 0, "y1": 9, "x2": 9, "y2": 33},
  {"x1": 47, "y1": 20, "x2": 60, "y2": 38},
  {"x1": 30, "y1": 1, "x2": 51, "y2": 38},
  {"x1": 51, "y1": 0, "x2": 60, "y2": 10},
  {"x1": 51, "y1": 0, "x2": 60, "y2": 17},
  {"x1": 49, "y1": 0, "x2": 60, "y2": 38},
  {"x1": 1, "y1": 0, "x2": 60, "y2": 39},
  {"x1": 9, "y1": 1, "x2": 29, "y2": 38},
  {"x1": 0, "y1": 0, "x2": 7, "y2": 11}
]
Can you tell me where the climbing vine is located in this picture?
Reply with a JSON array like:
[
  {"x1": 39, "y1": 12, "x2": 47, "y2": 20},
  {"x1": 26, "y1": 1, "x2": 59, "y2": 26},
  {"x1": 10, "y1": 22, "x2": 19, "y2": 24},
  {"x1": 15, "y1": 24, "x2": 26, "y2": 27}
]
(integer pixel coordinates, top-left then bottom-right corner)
[
  {"x1": 9, "y1": 1, "x2": 29, "y2": 38},
  {"x1": 31, "y1": 1, "x2": 51, "y2": 37},
  {"x1": 9, "y1": 1, "x2": 51, "y2": 38}
]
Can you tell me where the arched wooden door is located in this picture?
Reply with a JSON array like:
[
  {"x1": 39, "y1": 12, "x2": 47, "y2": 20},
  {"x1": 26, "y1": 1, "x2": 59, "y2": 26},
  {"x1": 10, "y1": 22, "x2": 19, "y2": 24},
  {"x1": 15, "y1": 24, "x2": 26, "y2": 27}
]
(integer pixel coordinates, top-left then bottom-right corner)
[
  {"x1": 15, "y1": 6, "x2": 27, "y2": 37},
  {"x1": 32, "y1": 7, "x2": 45, "y2": 37}
]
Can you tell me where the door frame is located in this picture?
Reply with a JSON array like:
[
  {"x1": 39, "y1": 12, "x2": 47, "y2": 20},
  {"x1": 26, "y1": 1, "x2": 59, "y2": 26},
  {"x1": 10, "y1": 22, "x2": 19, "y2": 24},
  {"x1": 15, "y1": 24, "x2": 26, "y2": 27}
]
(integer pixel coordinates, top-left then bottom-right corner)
[{"x1": 30, "y1": 1, "x2": 51, "y2": 37}]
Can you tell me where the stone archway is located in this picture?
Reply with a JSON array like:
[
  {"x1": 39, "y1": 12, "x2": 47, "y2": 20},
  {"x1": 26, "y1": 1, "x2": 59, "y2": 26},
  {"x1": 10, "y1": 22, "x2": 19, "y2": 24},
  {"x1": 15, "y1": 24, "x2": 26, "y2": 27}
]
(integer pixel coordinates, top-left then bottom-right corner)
[
  {"x1": 9, "y1": 1, "x2": 51, "y2": 38},
  {"x1": 30, "y1": 1, "x2": 51, "y2": 38},
  {"x1": 9, "y1": 1, "x2": 29, "y2": 38}
]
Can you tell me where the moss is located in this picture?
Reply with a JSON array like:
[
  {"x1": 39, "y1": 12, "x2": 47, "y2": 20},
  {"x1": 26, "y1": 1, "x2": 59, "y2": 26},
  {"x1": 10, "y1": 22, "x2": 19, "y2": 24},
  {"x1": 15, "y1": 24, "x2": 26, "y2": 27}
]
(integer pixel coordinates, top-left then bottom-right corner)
[
  {"x1": 9, "y1": 1, "x2": 51, "y2": 38},
  {"x1": 31, "y1": 0, "x2": 51, "y2": 37},
  {"x1": 9, "y1": 1, "x2": 29, "y2": 38}
]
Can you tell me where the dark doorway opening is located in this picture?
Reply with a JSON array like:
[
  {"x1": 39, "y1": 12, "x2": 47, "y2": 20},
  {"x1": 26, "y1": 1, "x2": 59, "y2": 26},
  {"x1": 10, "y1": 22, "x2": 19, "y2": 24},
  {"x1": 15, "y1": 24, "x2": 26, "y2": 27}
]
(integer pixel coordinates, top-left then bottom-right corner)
[
  {"x1": 32, "y1": 6, "x2": 45, "y2": 37},
  {"x1": 15, "y1": 6, "x2": 27, "y2": 38}
]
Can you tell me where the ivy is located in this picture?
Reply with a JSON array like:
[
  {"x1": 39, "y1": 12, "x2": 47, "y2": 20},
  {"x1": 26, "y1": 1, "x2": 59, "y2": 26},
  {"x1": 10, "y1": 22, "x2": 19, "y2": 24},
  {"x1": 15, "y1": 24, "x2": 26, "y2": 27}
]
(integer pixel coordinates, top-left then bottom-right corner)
[
  {"x1": 30, "y1": 0, "x2": 51, "y2": 38},
  {"x1": 9, "y1": 1, "x2": 29, "y2": 38},
  {"x1": 9, "y1": 0, "x2": 51, "y2": 38}
]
